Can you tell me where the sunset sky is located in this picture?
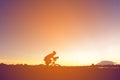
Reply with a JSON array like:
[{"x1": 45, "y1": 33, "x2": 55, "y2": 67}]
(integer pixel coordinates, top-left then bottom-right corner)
[{"x1": 0, "y1": 0, "x2": 120, "y2": 66}]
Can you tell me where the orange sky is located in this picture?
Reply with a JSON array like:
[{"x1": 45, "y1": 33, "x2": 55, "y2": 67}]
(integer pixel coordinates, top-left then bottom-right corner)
[{"x1": 0, "y1": 1, "x2": 120, "y2": 66}]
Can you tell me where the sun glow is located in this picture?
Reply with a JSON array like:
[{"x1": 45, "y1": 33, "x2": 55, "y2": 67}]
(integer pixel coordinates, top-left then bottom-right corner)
[{"x1": 56, "y1": 48, "x2": 100, "y2": 66}]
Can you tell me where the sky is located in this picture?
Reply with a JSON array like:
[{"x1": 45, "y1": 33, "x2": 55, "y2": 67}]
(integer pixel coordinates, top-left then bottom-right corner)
[{"x1": 0, "y1": 0, "x2": 120, "y2": 66}]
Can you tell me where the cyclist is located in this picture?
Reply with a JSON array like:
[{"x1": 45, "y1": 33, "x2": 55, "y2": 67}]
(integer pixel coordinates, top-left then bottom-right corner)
[{"x1": 44, "y1": 51, "x2": 57, "y2": 66}]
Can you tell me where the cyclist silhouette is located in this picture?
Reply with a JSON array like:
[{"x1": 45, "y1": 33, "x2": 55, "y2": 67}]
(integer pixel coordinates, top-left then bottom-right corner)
[{"x1": 44, "y1": 51, "x2": 59, "y2": 66}]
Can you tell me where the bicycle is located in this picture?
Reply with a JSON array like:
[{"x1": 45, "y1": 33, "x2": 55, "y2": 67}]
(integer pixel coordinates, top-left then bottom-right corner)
[{"x1": 50, "y1": 57, "x2": 61, "y2": 66}]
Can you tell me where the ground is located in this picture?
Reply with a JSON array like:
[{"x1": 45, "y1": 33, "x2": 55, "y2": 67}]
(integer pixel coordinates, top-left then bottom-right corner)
[{"x1": 0, "y1": 64, "x2": 120, "y2": 80}]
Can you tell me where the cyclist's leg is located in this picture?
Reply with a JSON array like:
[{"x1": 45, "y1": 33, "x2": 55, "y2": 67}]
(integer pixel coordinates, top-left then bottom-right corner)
[{"x1": 45, "y1": 60, "x2": 51, "y2": 66}]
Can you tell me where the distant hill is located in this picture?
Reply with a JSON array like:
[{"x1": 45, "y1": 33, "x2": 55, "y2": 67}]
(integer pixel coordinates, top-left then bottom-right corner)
[{"x1": 97, "y1": 61, "x2": 115, "y2": 65}]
